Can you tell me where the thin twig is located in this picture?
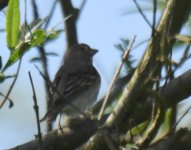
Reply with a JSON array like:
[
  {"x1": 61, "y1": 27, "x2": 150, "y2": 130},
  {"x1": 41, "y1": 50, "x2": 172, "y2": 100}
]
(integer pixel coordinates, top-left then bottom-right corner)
[
  {"x1": 133, "y1": 38, "x2": 150, "y2": 50},
  {"x1": 151, "y1": 0, "x2": 159, "y2": 132},
  {"x1": 175, "y1": 34, "x2": 191, "y2": 44},
  {"x1": 0, "y1": 59, "x2": 22, "y2": 108},
  {"x1": 58, "y1": 114, "x2": 64, "y2": 134},
  {"x1": 51, "y1": 15, "x2": 72, "y2": 30},
  {"x1": 98, "y1": 36, "x2": 136, "y2": 120},
  {"x1": 28, "y1": 72, "x2": 42, "y2": 145},
  {"x1": 44, "y1": 0, "x2": 59, "y2": 29},
  {"x1": 92, "y1": 69, "x2": 135, "y2": 114},
  {"x1": 31, "y1": 0, "x2": 52, "y2": 131},
  {"x1": 79, "y1": 0, "x2": 87, "y2": 12},
  {"x1": 152, "y1": 0, "x2": 157, "y2": 37},
  {"x1": 133, "y1": 0, "x2": 152, "y2": 29},
  {"x1": 31, "y1": 0, "x2": 39, "y2": 19},
  {"x1": 0, "y1": 92, "x2": 14, "y2": 108},
  {"x1": 60, "y1": 0, "x2": 78, "y2": 47},
  {"x1": 137, "y1": 103, "x2": 161, "y2": 148},
  {"x1": 152, "y1": 104, "x2": 191, "y2": 147},
  {"x1": 77, "y1": 0, "x2": 87, "y2": 20},
  {"x1": 172, "y1": 105, "x2": 191, "y2": 130}
]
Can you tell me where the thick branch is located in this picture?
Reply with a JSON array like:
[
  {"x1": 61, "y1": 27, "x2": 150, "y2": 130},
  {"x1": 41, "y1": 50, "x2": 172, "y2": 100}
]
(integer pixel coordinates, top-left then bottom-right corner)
[
  {"x1": 60, "y1": 0, "x2": 78, "y2": 48},
  {"x1": 9, "y1": 118, "x2": 97, "y2": 150},
  {"x1": 8, "y1": 69, "x2": 191, "y2": 150},
  {"x1": 133, "y1": 69, "x2": 191, "y2": 128},
  {"x1": 105, "y1": 0, "x2": 191, "y2": 129},
  {"x1": 148, "y1": 128, "x2": 191, "y2": 150}
]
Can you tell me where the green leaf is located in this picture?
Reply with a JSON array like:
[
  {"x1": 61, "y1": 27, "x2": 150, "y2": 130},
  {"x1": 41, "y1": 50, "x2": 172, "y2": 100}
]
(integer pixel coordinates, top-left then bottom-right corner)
[
  {"x1": 47, "y1": 30, "x2": 63, "y2": 41},
  {"x1": 3, "y1": 17, "x2": 62, "y2": 71},
  {"x1": 30, "y1": 57, "x2": 41, "y2": 63},
  {"x1": 2, "y1": 29, "x2": 46, "y2": 71},
  {"x1": 2, "y1": 42, "x2": 31, "y2": 72},
  {"x1": 6, "y1": 0, "x2": 20, "y2": 49},
  {"x1": 162, "y1": 108, "x2": 172, "y2": 130},
  {"x1": 23, "y1": 17, "x2": 48, "y2": 41},
  {"x1": 3, "y1": 29, "x2": 47, "y2": 71},
  {"x1": 31, "y1": 30, "x2": 46, "y2": 46},
  {"x1": 126, "y1": 144, "x2": 138, "y2": 150},
  {"x1": 128, "y1": 121, "x2": 149, "y2": 136}
]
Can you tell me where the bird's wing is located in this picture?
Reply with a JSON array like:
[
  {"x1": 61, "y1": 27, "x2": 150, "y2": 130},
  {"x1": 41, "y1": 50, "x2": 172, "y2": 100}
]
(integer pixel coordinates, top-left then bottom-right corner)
[{"x1": 51, "y1": 66, "x2": 100, "y2": 106}]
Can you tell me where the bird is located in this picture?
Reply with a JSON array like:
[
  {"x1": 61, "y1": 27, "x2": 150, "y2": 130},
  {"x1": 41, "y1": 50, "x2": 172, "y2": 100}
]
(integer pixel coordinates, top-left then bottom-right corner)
[{"x1": 40, "y1": 43, "x2": 101, "y2": 122}]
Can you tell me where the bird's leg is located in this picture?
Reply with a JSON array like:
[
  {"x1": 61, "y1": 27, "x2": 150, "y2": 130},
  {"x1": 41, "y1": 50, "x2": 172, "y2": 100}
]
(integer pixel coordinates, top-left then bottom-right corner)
[{"x1": 58, "y1": 113, "x2": 64, "y2": 134}]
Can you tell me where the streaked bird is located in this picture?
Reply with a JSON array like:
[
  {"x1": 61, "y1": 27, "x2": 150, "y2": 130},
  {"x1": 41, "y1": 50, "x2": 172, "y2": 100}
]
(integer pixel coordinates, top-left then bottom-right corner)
[{"x1": 41, "y1": 43, "x2": 101, "y2": 122}]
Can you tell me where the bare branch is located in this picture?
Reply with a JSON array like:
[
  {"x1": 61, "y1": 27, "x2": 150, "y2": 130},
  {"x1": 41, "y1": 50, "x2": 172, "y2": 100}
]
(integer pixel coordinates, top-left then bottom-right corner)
[
  {"x1": 9, "y1": 118, "x2": 97, "y2": 150},
  {"x1": 77, "y1": 0, "x2": 88, "y2": 20},
  {"x1": 133, "y1": 0, "x2": 152, "y2": 29},
  {"x1": 28, "y1": 72, "x2": 42, "y2": 145},
  {"x1": 31, "y1": 0, "x2": 52, "y2": 131},
  {"x1": 44, "y1": 0, "x2": 59, "y2": 29},
  {"x1": 98, "y1": 36, "x2": 136, "y2": 120},
  {"x1": 0, "y1": 91, "x2": 14, "y2": 108},
  {"x1": 60, "y1": 0, "x2": 78, "y2": 48},
  {"x1": 0, "y1": 59, "x2": 22, "y2": 108},
  {"x1": 105, "y1": 0, "x2": 191, "y2": 130},
  {"x1": 7, "y1": 69, "x2": 191, "y2": 150},
  {"x1": 152, "y1": 0, "x2": 157, "y2": 37}
]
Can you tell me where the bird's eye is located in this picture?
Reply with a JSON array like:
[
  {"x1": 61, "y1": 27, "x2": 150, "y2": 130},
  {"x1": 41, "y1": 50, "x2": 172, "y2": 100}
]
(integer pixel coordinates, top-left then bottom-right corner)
[
  {"x1": 80, "y1": 44, "x2": 90, "y2": 52},
  {"x1": 80, "y1": 46, "x2": 89, "y2": 51},
  {"x1": 80, "y1": 47, "x2": 86, "y2": 51}
]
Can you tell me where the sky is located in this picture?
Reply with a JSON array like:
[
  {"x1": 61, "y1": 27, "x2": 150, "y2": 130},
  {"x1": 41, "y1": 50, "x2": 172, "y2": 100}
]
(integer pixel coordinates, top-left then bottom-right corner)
[{"x1": 0, "y1": 0, "x2": 191, "y2": 149}]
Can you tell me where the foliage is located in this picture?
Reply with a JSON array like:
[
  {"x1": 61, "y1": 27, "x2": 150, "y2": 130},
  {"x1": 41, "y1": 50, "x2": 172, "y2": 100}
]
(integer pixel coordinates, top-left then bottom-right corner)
[
  {"x1": 1, "y1": 0, "x2": 191, "y2": 149},
  {"x1": 0, "y1": 0, "x2": 62, "y2": 81}
]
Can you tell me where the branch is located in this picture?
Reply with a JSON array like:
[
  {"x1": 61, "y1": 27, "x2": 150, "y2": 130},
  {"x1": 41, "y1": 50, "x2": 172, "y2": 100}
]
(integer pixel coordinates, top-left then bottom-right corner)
[
  {"x1": 9, "y1": 118, "x2": 97, "y2": 150},
  {"x1": 98, "y1": 36, "x2": 136, "y2": 120},
  {"x1": 133, "y1": 0, "x2": 152, "y2": 29},
  {"x1": 105, "y1": 0, "x2": 191, "y2": 129},
  {"x1": 8, "y1": 69, "x2": 191, "y2": 150},
  {"x1": 31, "y1": 0, "x2": 52, "y2": 131},
  {"x1": 60, "y1": 0, "x2": 78, "y2": 48},
  {"x1": 132, "y1": 69, "x2": 191, "y2": 130},
  {"x1": 28, "y1": 72, "x2": 42, "y2": 145},
  {"x1": 148, "y1": 128, "x2": 191, "y2": 150},
  {"x1": 86, "y1": 0, "x2": 191, "y2": 148},
  {"x1": 0, "y1": 60, "x2": 22, "y2": 108}
]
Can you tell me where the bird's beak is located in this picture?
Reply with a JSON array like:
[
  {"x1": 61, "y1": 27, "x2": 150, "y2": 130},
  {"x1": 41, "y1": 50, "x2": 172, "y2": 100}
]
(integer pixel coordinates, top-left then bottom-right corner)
[{"x1": 90, "y1": 49, "x2": 98, "y2": 56}]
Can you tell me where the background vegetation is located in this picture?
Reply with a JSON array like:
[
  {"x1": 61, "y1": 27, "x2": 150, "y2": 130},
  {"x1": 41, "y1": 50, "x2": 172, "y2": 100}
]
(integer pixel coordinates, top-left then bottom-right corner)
[{"x1": 0, "y1": 0, "x2": 191, "y2": 150}]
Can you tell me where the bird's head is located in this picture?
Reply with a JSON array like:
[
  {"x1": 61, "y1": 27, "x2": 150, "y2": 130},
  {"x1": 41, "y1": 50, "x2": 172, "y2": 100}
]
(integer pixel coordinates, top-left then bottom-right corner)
[{"x1": 64, "y1": 43, "x2": 98, "y2": 69}]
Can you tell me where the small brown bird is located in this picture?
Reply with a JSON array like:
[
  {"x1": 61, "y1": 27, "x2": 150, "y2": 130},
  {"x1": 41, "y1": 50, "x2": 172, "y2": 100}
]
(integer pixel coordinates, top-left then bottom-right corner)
[{"x1": 41, "y1": 43, "x2": 101, "y2": 122}]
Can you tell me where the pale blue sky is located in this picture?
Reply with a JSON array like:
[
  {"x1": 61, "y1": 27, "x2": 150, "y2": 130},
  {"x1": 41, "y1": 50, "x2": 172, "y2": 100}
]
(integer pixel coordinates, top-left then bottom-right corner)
[{"x1": 0, "y1": 0, "x2": 191, "y2": 149}]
